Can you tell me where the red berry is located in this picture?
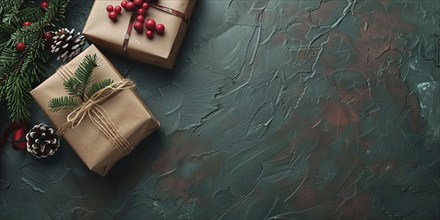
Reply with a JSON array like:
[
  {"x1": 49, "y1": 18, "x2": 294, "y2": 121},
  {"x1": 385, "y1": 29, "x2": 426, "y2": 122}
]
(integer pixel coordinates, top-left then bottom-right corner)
[
  {"x1": 108, "y1": 11, "x2": 118, "y2": 21},
  {"x1": 137, "y1": 8, "x2": 145, "y2": 15},
  {"x1": 136, "y1": 15, "x2": 145, "y2": 22},
  {"x1": 121, "y1": 1, "x2": 127, "y2": 8},
  {"x1": 39, "y1": 1, "x2": 49, "y2": 10},
  {"x1": 155, "y1": 24, "x2": 165, "y2": 35},
  {"x1": 134, "y1": 21, "x2": 143, "y2": 32},
  {"x1": 16, "y1": 42, "x2": 26, "y2": 53},
  {"x1": 43, "y1": 32, "x2": 53, "y2": 41},
  {"x1": 22, "y1": 21, "x2": 32, "y2": 27},
  {"x1": 142, "y1": 2, "x2": 149, "y2": 10},
  {"x1": 115, "y1": 6, "x2": 122, "y2": 14},
  {"x1": 146, "y1": 30, "x2": 154, "y2": 39},
  {"x1": 133, "y1": 0, "x2": 143, "y2": 6},
  {"x1": 125, "y1": 2, "x2": 135, "y2": 11},
  {"x1": 145, "y1": 19, "x2": 156, "y2": 30},
  {"x1": 106, "y1": 5, "x2": 114, "y2": 12}
]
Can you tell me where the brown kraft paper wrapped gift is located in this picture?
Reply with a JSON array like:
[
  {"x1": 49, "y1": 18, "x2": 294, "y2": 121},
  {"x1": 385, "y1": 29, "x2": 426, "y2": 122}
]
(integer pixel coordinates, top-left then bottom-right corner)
[
  {"x1": 83, "y1": 0, "x2": 196, "y2": 69},
  {"x1": 30, "y1": 45, "x2": 160, "y2": 176}
]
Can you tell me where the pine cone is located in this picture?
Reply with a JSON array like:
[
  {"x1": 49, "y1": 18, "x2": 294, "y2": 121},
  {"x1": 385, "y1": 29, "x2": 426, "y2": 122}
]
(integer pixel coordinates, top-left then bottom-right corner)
[
  {"x1": 51, "y1": 28, "x2": 85, "y2": 63},
  {"x1": 26, "y1": 123, "x2": 60, "y2": 158}
]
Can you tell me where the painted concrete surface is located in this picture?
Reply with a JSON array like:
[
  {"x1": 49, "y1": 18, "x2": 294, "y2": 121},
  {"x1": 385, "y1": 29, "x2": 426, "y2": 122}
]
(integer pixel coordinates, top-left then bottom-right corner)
[{"x1": 1, "y1": 0, "x2": 439, "y2": 219}]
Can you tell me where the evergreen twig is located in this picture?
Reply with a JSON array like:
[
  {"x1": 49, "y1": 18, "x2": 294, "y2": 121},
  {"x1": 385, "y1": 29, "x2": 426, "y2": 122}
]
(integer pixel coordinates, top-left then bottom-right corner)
[
  {"x1": 64, "y1": 53, "x2": 99, "y2": 101},
  {"x1": 48, "y1": 96, "x2": 79, "y2": 112},
  {"x1": 48, "y1": 54, "x2": 114, "y2": 113},
  {"x1": 0, "y1": 0, "x2": 70, "y2": 122}
]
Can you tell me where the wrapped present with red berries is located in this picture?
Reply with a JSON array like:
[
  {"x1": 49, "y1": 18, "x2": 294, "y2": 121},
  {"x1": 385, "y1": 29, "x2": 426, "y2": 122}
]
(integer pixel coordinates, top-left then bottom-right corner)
[{"x1": 83, "y1": 0, "x2": 196, "y2": 69}]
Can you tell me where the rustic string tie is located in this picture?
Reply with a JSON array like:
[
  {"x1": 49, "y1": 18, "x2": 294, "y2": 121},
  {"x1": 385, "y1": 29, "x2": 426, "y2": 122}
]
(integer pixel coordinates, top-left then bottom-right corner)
[{"x1": 57, "y1": 79, "x2": 135, "y2": 156}]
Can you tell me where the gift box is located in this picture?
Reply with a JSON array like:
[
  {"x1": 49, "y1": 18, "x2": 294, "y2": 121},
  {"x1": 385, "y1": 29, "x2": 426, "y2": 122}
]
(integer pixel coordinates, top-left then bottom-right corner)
[
  {"x1": 83, "y1": 0, "x2": 196, "y2": 69},
  {"x1": 30, "y1": 45, "x2": 160, "y2": 176}
]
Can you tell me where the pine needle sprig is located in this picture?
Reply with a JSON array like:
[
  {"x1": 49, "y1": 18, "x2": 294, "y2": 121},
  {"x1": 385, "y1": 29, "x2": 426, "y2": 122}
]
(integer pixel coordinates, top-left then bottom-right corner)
[
  {"x1": 64, "y1": 54, "x2": 99, "y2": 101},
  {"x1": 86, "y1": 79, "x2": 114, "y2": 100},
  {"x1": 48, "y1": 54, "x2": 114, "y2": 113},
  {"x1": 48, "y1": 96, "x2": 79, "y2": 112},
  {"x1": 0, "y1": 0, "x2": 70, "y2": 122}
]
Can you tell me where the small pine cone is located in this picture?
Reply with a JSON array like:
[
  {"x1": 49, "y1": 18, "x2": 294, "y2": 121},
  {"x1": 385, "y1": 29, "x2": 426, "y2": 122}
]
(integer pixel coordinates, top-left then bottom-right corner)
[
  {"x1": 26, "y1": 123, "x2": 60, "y2": 158},
  {"x1": 51, "y1": 28, "x2": 85, "y2": 63}
]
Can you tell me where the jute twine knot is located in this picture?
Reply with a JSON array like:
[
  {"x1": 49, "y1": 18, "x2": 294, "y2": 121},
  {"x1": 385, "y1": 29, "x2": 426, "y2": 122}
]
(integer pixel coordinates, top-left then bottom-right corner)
[{"x1": 57, "y1": 79, "x2": 135, "y2": 156}]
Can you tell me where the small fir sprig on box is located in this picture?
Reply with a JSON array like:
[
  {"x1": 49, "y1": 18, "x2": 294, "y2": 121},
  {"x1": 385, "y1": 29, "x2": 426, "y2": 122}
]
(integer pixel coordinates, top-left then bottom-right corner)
[
  {"x1": 48, "y1": 54, "x2": 114, "y2": 112},
  {"x1": 0, "y1": 0, "x2": 70, "y2": 122}
]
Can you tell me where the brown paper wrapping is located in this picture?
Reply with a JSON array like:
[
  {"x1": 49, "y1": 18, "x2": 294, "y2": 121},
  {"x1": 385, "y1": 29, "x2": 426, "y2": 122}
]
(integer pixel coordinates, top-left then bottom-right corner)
[
  {"x1": 30, "y1": 45, "x2": 160, "y2": 176},
  {"x1": 83, "y1": 0, "x2": 196, "y2": 69}
]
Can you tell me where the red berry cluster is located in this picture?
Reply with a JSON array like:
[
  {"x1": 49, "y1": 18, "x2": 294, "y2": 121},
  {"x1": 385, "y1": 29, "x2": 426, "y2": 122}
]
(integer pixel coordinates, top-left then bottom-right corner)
[
  {"x1": 107, "y1": 5, "x2": 123, "y2": 21},
  {"x1": 15, "y1": 21, "x2": 53, "y2": 53},
  {"x1": 15, "y1": 1, "x2": 52, "y2": 53},
  {"x1": 107, "y1": 0, "x2": 165, "y2": 39}
]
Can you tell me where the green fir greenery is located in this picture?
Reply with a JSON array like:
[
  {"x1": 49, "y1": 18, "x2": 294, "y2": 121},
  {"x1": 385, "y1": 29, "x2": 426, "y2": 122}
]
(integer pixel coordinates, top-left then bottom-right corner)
[
  {"x1": 0, "y1": 0, "x2": 70, "y2": 122},
  {"x1": 48, "y1": 54, "x2": 114, "y2": 112}
]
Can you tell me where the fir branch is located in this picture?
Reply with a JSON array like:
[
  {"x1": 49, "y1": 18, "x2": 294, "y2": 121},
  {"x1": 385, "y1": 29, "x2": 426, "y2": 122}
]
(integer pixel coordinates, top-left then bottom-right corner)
[
  {"x1": 86, "y1": 79, "x2": 114, "y2": 100},
  {"x1": 48, "y1": 96, "x2": 80, "y2": 112},
  {"x1": 74, "y1": 54, "x2": 98, "y2": 100},
  {"x1": 0, "y1": 0, "x2": 22, "y2": 21},
  {"x1": 48, "y1": 54, "x2": 114, "y2": 113},
  {"x1": 63, "y1": 77, "x2": 82, "y2": 98},
  {"x1": 62, "y1": 54, "x2": 99, "y2": 101},
  {"x1": 5, "y1": 73, "x2": 32, "y2": 121},
  {"x1": 0, "y1": 0, "x2": 70, "y2": 122}
]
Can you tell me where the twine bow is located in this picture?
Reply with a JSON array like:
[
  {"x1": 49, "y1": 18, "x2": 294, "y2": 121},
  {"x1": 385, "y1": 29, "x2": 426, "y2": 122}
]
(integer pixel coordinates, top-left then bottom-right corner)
[{"x1": 57, "y1": 79, "x2": 135, "y2": 156}]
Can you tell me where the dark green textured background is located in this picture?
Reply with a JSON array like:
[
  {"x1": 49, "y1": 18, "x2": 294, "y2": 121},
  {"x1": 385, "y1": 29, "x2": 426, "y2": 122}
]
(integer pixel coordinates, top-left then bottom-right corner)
[{"x1": 1, "y1": 0, "x2": 439, "y2": 219}]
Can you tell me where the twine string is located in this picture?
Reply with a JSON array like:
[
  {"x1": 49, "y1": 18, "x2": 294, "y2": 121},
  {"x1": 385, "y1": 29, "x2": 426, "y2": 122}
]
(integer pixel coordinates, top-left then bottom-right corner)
[{"x1": 56, "y1": 78, "x2": 135, "y2": 156}]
